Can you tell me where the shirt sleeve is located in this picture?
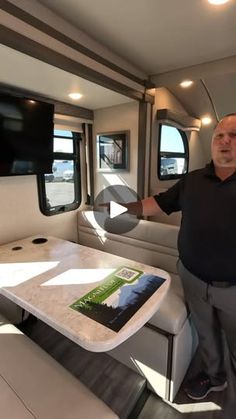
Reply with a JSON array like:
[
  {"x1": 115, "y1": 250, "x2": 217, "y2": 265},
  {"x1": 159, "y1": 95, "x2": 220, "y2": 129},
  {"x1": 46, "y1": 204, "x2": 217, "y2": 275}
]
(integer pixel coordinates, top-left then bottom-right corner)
[{"x1": 153, "y1": 178, "x2": 184, "y2": 215}]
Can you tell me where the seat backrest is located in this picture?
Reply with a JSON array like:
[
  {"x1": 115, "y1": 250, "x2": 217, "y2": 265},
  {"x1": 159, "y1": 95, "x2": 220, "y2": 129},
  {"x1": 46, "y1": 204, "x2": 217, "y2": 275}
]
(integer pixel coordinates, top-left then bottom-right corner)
[{"x1": 77, "y1": 211, "x2": 179, "y2": 275}]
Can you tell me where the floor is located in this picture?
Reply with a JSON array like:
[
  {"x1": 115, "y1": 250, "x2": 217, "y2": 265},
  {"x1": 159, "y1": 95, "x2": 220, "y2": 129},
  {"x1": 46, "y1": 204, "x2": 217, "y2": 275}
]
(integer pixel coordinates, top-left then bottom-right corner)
[{"x1": 19, "y1": 316, "x2": 231, "y2": 419}]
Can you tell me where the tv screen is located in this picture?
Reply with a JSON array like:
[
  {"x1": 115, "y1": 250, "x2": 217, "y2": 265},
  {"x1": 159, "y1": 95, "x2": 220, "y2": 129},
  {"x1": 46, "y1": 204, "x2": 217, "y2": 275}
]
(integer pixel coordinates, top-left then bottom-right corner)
[{"x1": 0, "y1": 93, "x2": 54, "y2": 176}]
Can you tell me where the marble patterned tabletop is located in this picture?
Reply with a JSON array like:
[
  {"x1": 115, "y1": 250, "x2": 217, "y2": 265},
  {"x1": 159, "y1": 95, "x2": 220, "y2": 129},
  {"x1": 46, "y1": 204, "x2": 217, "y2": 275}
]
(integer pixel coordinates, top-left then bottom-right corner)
[{"x1": 0, "y1": 236, "x2": 170, "y2": 352}]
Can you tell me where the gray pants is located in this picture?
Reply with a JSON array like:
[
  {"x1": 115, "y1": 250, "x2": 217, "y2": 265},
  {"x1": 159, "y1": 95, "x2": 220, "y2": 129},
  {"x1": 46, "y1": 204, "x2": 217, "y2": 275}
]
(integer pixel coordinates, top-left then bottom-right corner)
[{"x1": 177, "y1": 259, "x2": 236, "y2": 399}]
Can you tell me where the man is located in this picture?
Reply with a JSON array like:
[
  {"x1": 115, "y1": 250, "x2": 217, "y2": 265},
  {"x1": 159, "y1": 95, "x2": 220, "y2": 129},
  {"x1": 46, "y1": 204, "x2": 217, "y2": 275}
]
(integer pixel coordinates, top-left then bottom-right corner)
[{"x1": 124, "y1": 114, "x2": 236, "y2": 403}]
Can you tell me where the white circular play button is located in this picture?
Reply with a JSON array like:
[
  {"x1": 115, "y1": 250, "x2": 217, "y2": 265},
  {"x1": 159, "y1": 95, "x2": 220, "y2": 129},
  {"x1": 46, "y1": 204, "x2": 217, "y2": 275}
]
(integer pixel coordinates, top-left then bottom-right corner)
[
  {"x1": 93, "y1": 185, "x2": 140, "y2": 234},
  {"x1": 109, "y1": 201, "x2": 128, "y2": 218}
]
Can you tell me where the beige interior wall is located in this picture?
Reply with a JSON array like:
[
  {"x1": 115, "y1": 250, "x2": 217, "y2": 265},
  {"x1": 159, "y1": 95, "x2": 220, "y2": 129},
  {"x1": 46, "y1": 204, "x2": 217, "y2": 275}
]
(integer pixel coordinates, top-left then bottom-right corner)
[
  {"x1": 93, "y1": 101, "x2": 139, "y2": 198},
  {"x1": 0, "y1": 175, "x2": 78, "y2": 246},
  {"x1": 149, "y1": 87, "x2": 206, "y2": 226},
  {"x1": 189, "y1": 130, "x2": 206, "y2": 171}
]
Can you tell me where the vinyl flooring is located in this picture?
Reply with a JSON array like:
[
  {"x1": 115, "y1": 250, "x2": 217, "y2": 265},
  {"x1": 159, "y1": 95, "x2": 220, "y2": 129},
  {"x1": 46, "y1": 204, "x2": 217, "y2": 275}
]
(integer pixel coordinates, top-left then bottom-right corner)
[{"x1": 19, "y1": 316, "x2": 231, "y2": 419}]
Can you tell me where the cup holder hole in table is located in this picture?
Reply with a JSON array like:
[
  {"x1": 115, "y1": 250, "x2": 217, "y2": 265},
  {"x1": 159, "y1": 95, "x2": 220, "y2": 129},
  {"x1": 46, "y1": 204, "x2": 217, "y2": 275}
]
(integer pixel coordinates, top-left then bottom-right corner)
[
  {"x1": 11, "y1": 246, "x2": 23, "y2": 251},
  {"x1": 32, "y1": 238, "x2": 48, "y2": 244}
]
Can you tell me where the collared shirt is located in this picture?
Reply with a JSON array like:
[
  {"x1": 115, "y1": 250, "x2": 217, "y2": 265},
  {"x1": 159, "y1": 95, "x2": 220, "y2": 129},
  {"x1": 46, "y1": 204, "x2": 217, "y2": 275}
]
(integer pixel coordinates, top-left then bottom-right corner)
[{"x1": 154, "y1": 162, "x2": 236, "y2": 283}]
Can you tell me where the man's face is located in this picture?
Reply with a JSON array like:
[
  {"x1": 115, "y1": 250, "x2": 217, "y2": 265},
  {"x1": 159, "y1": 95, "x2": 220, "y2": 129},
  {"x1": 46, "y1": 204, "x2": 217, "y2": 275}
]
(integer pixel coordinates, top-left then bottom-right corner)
[{"x1": 211, "y1": 116, "x2": 236, "y2": 168}]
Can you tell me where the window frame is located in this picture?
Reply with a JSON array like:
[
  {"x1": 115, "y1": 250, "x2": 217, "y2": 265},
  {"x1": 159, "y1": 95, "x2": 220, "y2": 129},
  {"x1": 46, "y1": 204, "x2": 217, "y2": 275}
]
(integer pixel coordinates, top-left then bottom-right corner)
[
  {"x1": 158, "y1": 123, "x2": 189, "y2": 181},
  {"x1": 37, "y1": 130, "x2": 81, "y2": 216},
  {"x1": 97, "y1": 131, "x2": 130, "y2": 171}
]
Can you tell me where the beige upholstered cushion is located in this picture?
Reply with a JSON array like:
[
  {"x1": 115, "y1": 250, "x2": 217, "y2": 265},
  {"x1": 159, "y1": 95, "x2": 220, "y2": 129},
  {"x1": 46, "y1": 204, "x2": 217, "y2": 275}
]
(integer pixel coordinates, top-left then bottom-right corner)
[
  {"x1": 0, "y1": 313, "x2": 117, "y2": 419},
  {"x1": 148, "y1": 273, "x2": 187, "y2": 334}
]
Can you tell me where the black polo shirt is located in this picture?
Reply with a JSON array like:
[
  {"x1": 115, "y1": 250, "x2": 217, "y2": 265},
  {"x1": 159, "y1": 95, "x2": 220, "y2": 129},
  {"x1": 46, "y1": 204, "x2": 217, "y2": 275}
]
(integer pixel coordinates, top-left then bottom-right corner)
[{"x1": 154, "y1": 162, "x2": 236, "y2": 283}]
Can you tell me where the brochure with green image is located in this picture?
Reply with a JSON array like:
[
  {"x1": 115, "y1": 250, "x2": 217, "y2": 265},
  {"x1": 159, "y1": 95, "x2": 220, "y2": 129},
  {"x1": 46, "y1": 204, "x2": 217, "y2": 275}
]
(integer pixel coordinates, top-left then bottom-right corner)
[{"x1": 70, "y1": 266, "x2": 166, "y2": 332}]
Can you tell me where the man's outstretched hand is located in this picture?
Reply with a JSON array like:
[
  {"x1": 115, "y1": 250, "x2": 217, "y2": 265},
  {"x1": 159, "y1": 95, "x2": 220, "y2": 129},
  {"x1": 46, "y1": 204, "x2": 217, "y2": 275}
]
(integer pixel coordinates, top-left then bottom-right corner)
[{"x1": 99, "y1": 202, "x2": 111, "y2": 212}]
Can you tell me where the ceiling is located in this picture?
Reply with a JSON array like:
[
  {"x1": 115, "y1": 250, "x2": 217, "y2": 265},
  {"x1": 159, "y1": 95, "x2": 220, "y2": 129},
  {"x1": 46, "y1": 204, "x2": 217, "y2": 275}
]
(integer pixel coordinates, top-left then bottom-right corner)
[
  {"x1": 0, "y1": 44, "x2": 133, "y2": 111},
  {"x1": 34, "y1": 0, "x2": 236, "y2": 125},
  {"x1": 1, "y1": 0, "x2": 236, "y2": 120},
  {"x1": 38, "y1": 0, "x2": 236, "y2": 75}
]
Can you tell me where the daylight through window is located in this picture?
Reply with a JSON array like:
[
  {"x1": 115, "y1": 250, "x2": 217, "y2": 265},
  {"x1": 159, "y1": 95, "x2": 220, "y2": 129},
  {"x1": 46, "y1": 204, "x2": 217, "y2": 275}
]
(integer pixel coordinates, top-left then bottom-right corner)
[
  {"x1": 37, "y1": 129, "x2": 81, "y2": 215},
  {"x1": 158, "y1": 124, "x2": 189, "y2": 180}
]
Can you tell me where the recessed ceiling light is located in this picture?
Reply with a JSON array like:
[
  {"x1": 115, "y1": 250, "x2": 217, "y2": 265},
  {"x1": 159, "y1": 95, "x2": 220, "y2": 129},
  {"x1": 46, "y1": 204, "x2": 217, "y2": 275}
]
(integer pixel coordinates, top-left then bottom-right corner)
[
  {"x1": 208, "y1": 0, "x2": 230, "y2": 5},
  {"x1": 68, "y1": 93, "x2": 83, "y2": 100},
  {"x1": 180, "y1": 80, "x2": 193, "y2": 88},
  {"x1": 201, "y1": 116, "x2": 212, "y2": 125}
]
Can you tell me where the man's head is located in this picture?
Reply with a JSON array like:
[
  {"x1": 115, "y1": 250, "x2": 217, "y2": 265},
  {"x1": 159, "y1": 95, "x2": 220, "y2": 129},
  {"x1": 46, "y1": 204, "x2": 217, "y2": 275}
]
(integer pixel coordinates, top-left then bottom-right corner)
[{"x1": 211, "y1": 114, "x2": 236, "y2": 169}]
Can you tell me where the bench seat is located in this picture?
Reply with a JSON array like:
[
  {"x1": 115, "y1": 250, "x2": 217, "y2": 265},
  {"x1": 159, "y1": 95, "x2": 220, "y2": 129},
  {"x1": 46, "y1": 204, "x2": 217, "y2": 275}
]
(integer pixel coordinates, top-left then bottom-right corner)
[{"x1": 0, "y1": 312, "x2": 117, "y2": 419}]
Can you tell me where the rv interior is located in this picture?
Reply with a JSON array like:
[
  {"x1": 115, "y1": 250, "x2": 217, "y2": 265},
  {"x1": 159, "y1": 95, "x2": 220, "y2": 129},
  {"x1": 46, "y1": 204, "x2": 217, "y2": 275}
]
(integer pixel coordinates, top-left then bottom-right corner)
[{"x1": 0, "y1": 0, "x2": 236, "y2": 418}]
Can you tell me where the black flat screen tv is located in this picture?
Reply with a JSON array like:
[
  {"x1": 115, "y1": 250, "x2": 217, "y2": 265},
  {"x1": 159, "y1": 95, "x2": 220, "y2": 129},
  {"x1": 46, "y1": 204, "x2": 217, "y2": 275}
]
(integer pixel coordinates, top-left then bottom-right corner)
[{"x1": 0, "y1": 93, "x2": 54, "y2": 176}]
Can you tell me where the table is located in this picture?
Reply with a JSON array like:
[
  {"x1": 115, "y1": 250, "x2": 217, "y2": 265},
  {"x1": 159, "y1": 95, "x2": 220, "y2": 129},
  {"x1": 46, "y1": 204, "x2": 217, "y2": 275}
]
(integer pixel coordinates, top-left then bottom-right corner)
[{"x1": 0, "y1": 236, "x2": 170, "y2": 352}]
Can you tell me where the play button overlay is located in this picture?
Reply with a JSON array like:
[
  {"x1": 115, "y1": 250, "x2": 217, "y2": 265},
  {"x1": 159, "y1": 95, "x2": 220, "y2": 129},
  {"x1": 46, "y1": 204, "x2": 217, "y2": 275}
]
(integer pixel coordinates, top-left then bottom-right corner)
[
  {"x1": 93, "y1": 185, "x2": 140, "y2": 234},
  {"x1": 110, "y1": 201, "x2": 127, "y2": 218}
]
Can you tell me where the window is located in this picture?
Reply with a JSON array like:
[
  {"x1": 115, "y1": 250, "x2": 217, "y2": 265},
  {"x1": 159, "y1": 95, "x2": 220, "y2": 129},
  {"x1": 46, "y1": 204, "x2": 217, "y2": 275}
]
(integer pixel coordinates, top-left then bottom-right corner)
[
  {"x1": 97, "y1": 131, "x2": 129, "y2": 171},
  {"x1": 37, "y1": 129, "x2": 81, "y2": 215},
  {"x1": 158, "y1": 124, "x2": 189, "y2": 180}
]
